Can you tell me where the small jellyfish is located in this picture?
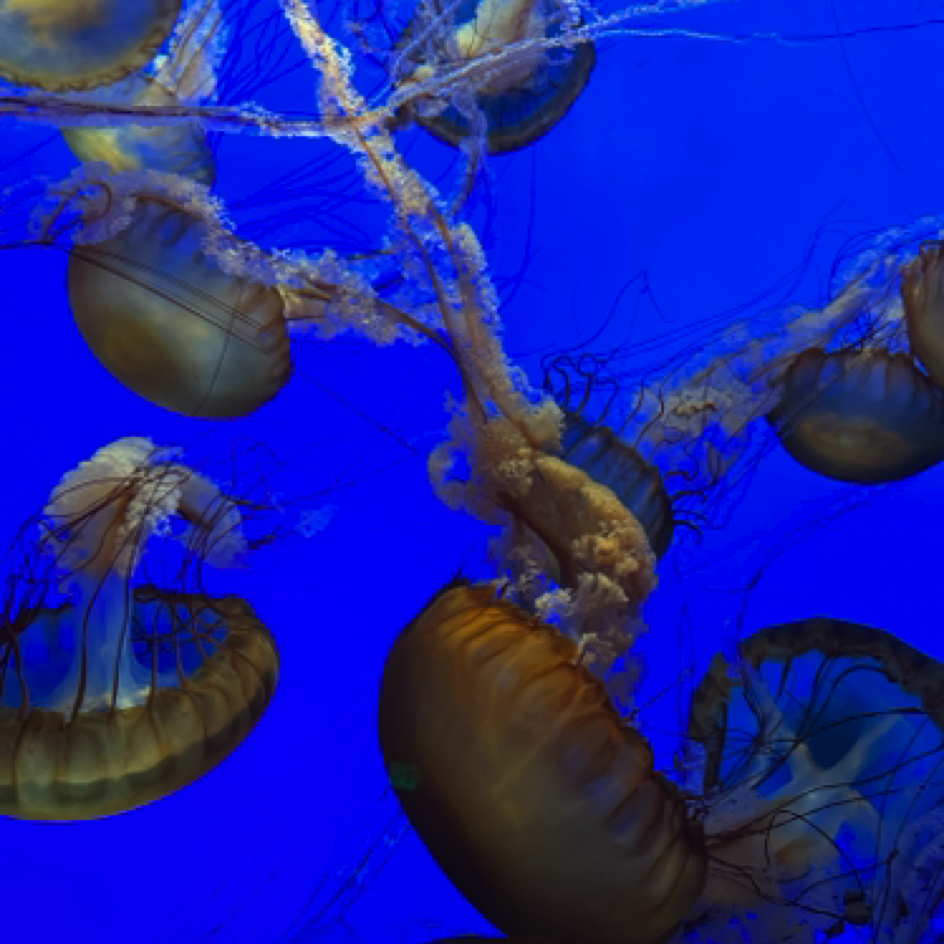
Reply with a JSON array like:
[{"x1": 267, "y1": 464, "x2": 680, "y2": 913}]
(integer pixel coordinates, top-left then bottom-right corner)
[
  {"x1": 685, "y1": 617, "x2": 944, "y2": 943},
  {"x1": 390, "y1": 0, "x2": 596, "y2": 153},
  {"x1": 379, "y1": 582, "x2": 708, "y2": 944},
  {"x1": 0, "y1": 0, "x2": 183, "y2": 92},
  {"x1": 766, "y1": 346, "x2": 944, "y2": 483},
  {"x1": 0, "y1": 436, "x2": 279, "y2": 820},
  {"x1": 61, "y1": 0, "x2": 223, "y2": 185}
]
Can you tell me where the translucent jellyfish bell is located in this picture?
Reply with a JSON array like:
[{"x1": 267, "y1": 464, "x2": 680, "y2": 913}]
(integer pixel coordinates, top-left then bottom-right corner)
[
  {"x1": 0, "y1": 0, "x2": 183, "y2": 91},
  {"x1": 766, "y1": 346, "x2": 944, "y2": 483},
  {"x1": 560, "y1": 411, "x2": 675, "y2": 559},
  {"x1": 0, "y1": 437, "x2": 279, "y2": 820},
  {"x1": 379, "y1": 582, "x2": 707, "y2": 944},
  {"x1": 393, "y1": 0, "x2": 596, "y2": 153},
  {"x1": 61, "y1": 0, "x2": 223, "y2": 185},
  {"x1": 685, "y1": 618, "x2": 944, "y2": 943},
  {"x1": 66, "y1": 185, "x2": 295, "y2": 418}
]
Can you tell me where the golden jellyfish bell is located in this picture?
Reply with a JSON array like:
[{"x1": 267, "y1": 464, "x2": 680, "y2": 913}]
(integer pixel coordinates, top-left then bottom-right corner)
[
  {"x1": 0, "y1": 0, "x2": 182, "y2": 91},
  {"x1": 68, "y1": 195, "x2": 293, "y2": 418},
  {"x1": 379, "y1": 582, "x2": 707, "y2": 944},
  {"x1": 765, "y1": 346, "x2": 944, "y2": 483},
  {"x1": 0, "y1": 438, "x2": 279, "y2": 820}
]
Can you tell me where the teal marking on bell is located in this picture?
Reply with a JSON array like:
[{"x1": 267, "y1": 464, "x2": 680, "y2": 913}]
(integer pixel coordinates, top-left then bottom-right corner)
[{"x1": 389, "y1": 761, "x2": 421, "y2": 790}]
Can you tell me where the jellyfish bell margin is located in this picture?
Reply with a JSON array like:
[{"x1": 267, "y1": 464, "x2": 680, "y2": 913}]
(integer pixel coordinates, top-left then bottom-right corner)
[
  {"x1": 378, "y1": 582, "x2": 707, "y2": 944},
  {"x1": 0, "y1": 437, "x2": 279, "y2": 821}
]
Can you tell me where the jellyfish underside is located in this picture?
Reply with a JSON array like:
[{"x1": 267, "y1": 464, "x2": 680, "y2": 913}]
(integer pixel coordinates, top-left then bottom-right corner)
[
  {"x1": 766, "y1": 346, "x2": 944, "y2": 483},
  {"x1": 687, "y1": 617, "x2": 944, "y2": 941},
  {"x1": 68, "y1": 196, "x2": 292, "y2": 418},
  {"x1": 0, "y1": 589, "x2": 278, "y2": 820},
  {"x1": 561, "y1": 412, "x2": 674, "y2": 558},
  {"x1": 0, "y1": 0, "x2": 183, "y2": 91},
  {"x1": 379, "y1": 582, "x2": 707, "y2": 944},
  {"x1": 397, "y1": 0, "x2": 596, "y2": 153}
]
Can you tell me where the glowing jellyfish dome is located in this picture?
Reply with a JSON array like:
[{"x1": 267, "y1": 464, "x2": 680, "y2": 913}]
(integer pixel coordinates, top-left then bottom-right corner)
[{"x1": 0, "y1": 0, "x2": 943, "y2": 942}]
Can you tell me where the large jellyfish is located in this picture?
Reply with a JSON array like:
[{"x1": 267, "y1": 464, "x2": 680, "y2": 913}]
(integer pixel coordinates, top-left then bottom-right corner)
[
  {"x1": 0, "y1": 436, "x2": 278, "y2": 820},
  {"x1": 379, "y1": 582, "x2": 708, "y2": 944}
]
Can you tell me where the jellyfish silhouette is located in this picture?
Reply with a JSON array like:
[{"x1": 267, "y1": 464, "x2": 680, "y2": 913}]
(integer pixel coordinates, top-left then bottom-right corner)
[
  {"x1": 0, "y1": 0, "x2": 182, "y2": 91},
  {"x1": 390, "y1": 0, "x2": 595, "y2": 153},
  {"x1": 685, "y1": 617, "x2": 944, "y2": 943},
  {"x1": 0, "y1": 437, "x2": 279, "y2": 820},
  {"x1": 379, "y1": 582, "x2": 708, "y2": 944}
]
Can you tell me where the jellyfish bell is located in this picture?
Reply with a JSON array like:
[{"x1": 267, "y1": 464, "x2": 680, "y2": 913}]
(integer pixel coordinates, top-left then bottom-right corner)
[
  {"x1": 61, "y1": 0, "x2": 224, "y2": 186},
  {"x1": 0, "y1": 0, "x2": 183, "y2": 92},
  {"x1": 765, "y1": 346, "x2": 944, "y2": 484},
  {"x1": 379, "y1": 581, "x2": 707, "y2": 944},
  {"x1": 685, "y1": 617, "x2": 944, "y2": 942},
  {"x1": 67, "y1": 188, "x2": 294, "y2": 418},
  {"x1": 0, "y1": 436, "x2": 279, "y2": 820},
  {"x1": 390, "y1": 0, "x2": 596, "y2": 153}
]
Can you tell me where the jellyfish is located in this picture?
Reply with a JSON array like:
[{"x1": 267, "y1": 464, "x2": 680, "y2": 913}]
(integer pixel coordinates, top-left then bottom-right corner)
[
  {"x1": 0, "y1": 436, "x2": 279, "y2": 820},
  {"x1": 60, "y1": 0, "x2": 224, "y2": 185},
  {"x1": 556, "y1": 220, "x2": 944, "y2": 513},
  {"x1": 765, "y1": 346, "x2": 944, "y2": 484},
  {"x1": 684, "y1": 617, "x2": 944, "y2": 943},
  {"x1": 0, "y1": 0, "x2": 183, "y2": 92},
  {"x1": 379, "y1": 581, "x2": 708, "y2": 944},
  {"x1": 388, "y1": 0, "x2": 596, "y2": 154}
]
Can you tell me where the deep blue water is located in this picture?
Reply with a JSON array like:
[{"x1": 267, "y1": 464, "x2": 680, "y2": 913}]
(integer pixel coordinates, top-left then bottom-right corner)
[{"x1": 1, "y1": 0, "x2": 944, "y2": 941}]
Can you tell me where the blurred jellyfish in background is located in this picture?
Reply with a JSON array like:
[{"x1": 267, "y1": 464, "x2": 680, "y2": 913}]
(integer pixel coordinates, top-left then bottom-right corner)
[{"x1": 0, "y1": 436, "x2": 278, "y2": 819}]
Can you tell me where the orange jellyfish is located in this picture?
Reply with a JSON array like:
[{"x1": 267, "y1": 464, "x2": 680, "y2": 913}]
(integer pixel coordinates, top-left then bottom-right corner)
[
  {"x1": 685, "y1": 617, "x2": 944, "y2": 943},
  {"x1": 0, "y1": 0, "x2": 182, "y2": 92},
  {"x1": 389, "y1": 0, "x2": 596, "y2": 153},
  {"x1": 379, "y1": 582, "x2": 708, "y2": 944},
  {"x1": 0, "y1": 436, "x2": 278, "y2": 820}
]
